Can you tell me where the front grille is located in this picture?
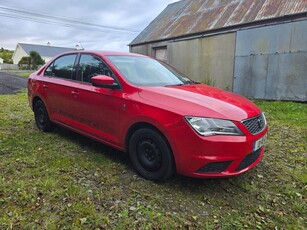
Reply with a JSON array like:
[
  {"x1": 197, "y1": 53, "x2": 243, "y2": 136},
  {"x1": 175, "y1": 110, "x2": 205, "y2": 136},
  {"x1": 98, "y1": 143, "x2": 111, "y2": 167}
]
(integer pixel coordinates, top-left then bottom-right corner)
[
  {"x1": 235, "y1": 149, "x2": 261, "y2": 171},
  {"x1": 242, "y1": 113, "x2": 266, "y2": 135},
  {"x1": 196, "y1": 161, "x2": 232, "y2": 173}
]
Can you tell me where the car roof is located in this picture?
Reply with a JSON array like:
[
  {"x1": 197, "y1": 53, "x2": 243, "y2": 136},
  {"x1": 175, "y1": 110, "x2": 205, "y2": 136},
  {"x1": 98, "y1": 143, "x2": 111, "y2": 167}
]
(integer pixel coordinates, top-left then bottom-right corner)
[{"x1": 59, "y1": 50, "x2": 146, "y2": 57}]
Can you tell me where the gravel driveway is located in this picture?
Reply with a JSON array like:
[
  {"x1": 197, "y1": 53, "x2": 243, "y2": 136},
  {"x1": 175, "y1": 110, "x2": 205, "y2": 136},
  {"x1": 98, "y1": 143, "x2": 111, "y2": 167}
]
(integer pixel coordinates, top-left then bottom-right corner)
[{"x1": 0, "y1": 71, "x2": 28, "y2": 94}]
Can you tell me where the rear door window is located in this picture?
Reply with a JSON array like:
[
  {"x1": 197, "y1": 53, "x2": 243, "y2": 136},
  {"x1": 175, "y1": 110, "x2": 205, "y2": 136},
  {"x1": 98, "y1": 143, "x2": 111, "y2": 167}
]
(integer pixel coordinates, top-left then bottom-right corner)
[{"x1": 45, "y1": 54, "x2": 77, "y2": 79}]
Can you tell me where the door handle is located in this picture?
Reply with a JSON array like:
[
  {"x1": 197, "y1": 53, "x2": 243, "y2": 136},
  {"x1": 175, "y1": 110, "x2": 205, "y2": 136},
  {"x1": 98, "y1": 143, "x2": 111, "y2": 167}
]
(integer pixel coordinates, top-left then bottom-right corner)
[
  {"x1": 71, "y1": 90, "x2": 79, "y2": 97},
  {"x1": 43, "y1": 84, "x2": 48, "y2": 89}
]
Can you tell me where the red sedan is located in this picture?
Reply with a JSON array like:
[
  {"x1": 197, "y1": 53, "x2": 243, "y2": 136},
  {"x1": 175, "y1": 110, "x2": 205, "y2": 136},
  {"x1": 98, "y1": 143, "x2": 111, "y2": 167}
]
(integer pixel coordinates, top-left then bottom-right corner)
[{"x1": 28, "y1": 51, "x2": 268, "y2": 181}]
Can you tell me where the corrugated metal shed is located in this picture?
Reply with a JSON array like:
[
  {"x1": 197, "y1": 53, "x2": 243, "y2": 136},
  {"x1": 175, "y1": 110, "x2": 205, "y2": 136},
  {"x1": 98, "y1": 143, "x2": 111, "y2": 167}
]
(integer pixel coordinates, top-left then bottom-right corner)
[{"x1": 130, "y1": 0, "x2": 307, "y2": 45}]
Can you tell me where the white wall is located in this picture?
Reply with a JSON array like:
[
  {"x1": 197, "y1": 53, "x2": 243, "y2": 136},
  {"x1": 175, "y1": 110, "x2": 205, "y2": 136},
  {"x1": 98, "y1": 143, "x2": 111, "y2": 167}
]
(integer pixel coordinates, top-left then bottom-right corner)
[
  {"x1": 0, "y1": 63, "x2": 19, "y2": 70},
  {"x1": 12, "y1": 45, "x2": 27, "y2": 64}
]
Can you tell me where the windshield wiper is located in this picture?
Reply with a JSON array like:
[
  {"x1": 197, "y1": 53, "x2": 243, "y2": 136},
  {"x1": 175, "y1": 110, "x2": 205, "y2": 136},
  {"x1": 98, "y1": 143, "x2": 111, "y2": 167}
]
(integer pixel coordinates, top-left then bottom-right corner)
[
  {"x1": 164, "y1": 83, "x2": 185, "y2": 87},
  {"x1": 165, "y1": 81, "x2": 200, "y2": 87}
]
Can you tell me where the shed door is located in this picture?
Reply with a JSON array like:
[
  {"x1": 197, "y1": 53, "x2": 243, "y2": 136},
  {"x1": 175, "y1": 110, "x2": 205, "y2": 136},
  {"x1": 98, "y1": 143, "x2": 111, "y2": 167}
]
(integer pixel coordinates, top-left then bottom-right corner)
[{"x1": 154, "y1": 47, "x2": 167, "y2": 62}]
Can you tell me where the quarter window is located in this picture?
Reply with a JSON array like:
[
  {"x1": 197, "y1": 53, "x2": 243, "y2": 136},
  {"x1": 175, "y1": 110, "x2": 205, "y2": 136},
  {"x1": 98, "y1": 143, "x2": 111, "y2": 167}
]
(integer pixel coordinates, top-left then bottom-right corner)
[
  {"x1": 78, "y1": 54, "x2": 113, "y2": 83},
  {"x1": 45, "y1": 54, "x2": 77, "y2": 79}
]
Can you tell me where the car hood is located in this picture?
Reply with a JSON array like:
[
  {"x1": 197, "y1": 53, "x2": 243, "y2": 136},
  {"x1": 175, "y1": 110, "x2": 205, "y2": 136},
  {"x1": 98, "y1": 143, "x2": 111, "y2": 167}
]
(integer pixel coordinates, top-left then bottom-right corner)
[{"x1": 138, "y1": 84, "x2": 261, "y2": 121}]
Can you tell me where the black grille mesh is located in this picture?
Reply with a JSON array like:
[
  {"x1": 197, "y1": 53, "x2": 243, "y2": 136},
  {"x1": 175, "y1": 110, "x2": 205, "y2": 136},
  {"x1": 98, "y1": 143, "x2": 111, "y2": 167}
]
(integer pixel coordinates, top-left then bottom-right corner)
[
  {"x1": 235, "y1": 149, "x2": 261, "y2": 171},
  {"x1": 196, "y1": 161, "x2": 232, "y2": 173},
  {"x1": 242, "y1": 113, "x2": 266, "y2": 135}
]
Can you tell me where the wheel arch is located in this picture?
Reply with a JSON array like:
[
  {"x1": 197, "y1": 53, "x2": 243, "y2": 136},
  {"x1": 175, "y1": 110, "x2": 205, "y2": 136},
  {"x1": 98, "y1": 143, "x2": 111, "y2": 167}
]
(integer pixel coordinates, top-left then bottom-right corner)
[
  {"x1": 32, "y1": 96, "x2": 42, "y2": 109},
  {"x1": 125, "y1": 122, "x2": 175, "y2": 166},
  {"x1": 32, "y1": 96, "x2": 51, "y2": 118}
]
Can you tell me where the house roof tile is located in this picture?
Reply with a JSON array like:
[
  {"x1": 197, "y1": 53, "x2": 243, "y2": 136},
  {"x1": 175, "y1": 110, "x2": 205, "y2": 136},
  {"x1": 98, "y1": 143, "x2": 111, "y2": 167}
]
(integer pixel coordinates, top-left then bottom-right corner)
[{"x1": 19, "y1": 43, "x2": 75, "y2": 57}]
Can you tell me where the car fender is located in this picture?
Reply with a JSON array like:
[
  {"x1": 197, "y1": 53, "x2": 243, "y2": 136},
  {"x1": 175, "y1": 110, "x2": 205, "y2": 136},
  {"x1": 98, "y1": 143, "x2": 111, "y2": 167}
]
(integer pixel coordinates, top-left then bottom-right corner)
[{"x1": 120, "y1": 101, "x2": 183, "y2": 164}]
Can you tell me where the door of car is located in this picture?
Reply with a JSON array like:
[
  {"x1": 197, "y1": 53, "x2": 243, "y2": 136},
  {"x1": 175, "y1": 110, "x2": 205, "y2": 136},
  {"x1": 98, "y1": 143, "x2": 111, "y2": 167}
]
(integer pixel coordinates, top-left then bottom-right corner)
[
  {"x1": 70, "y1": 53, "x2": 124, "y2": 146},
  {"x1": 42, "y1": 54, "x2": 79, "y2": 126}
]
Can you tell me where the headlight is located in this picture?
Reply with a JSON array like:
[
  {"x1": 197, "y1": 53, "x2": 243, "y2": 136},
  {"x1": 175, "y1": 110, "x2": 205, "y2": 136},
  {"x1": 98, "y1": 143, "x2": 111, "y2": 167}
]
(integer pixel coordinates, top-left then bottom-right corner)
[{"x1": 185, "y1": 116, "x2": 243, "y2": 136}]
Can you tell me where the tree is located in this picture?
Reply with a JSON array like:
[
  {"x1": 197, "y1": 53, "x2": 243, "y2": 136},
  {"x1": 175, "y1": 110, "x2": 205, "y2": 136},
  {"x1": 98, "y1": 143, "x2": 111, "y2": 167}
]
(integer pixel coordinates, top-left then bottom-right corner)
[
  {"x1": 18, "y1": 56, "x2": 32, "y2": 70},
  {"x1": 29, "y1": 51, "x2": 45, "y2": 67},
  {"x1": 0, "y1": 48, "x2": 13, "y2": 64},
  {"x1": 18, "y1": 51, "x2": 45, "y2": 70}
]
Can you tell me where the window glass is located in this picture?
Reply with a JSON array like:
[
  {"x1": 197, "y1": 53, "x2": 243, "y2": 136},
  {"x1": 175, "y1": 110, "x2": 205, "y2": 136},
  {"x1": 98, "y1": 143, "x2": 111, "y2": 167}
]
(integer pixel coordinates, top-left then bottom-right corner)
[
  {"x1": 45, "y1": 63, "x2": 53, "y2": 76},
  {"x1": 78, "y1": 54, "x2": 113, "y2": 83},
  {"x1": 107, "y1": 56, "x2": 193, "y2": 86},
  {"x1": 45, "y1": 54, "x2": 77, "y2": 79}
]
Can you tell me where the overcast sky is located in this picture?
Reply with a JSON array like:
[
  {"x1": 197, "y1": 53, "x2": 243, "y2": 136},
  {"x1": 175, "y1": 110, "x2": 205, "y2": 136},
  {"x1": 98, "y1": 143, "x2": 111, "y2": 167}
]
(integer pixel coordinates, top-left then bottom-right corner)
[{"x1": 0, "y1": 0, "x2": 180, "y2": 51}]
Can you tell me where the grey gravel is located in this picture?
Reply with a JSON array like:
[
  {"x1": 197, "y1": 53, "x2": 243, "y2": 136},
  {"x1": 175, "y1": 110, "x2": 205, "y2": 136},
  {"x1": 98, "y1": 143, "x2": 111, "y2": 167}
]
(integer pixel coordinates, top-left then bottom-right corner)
[{"x1": 0, "y1": 71, "x2": 28, "y2": 94}]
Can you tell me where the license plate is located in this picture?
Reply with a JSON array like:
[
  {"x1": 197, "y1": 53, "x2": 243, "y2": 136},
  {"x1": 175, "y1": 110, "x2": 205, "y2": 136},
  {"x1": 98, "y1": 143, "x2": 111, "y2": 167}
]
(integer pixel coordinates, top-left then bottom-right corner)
[{"x1": 254, "y1": 134, "x2": 267, "y2": 151}]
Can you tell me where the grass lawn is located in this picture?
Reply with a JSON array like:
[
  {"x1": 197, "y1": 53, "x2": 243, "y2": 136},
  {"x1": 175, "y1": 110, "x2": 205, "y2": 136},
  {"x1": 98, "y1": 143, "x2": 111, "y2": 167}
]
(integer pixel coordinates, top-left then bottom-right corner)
[
  {"x1": 0, "y1": 71, "x2": 33, "y2": 77},
  {"x1": 0, "y1": 92, "x2": 306, "y2": 229},
  {"x1": 17, "y1": 73, "x2": 32, "y2": 77}
]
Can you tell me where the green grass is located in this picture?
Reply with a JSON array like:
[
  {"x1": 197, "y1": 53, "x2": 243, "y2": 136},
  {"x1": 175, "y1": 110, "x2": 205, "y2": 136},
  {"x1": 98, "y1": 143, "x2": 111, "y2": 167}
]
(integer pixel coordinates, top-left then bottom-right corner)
[
  {"x1": 0, "y1": 93, "x2": 306, "y2": 229},
  {"x1": 17, "y1": 73, "x2": 31, "y2": 77},
  {"x1": 0, "y1": 71, "x2": 32, "y2": 77}
]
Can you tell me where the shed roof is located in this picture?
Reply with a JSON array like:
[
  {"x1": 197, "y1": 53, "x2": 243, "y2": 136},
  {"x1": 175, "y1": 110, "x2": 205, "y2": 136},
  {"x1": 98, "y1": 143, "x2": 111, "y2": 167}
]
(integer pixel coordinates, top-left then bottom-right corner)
[
  {"x1": 18, "y1": 43, "x2": 75, "y2": 57},
  {"x1": 130, "y1": 0, "x2": 307, "y2": 45}
]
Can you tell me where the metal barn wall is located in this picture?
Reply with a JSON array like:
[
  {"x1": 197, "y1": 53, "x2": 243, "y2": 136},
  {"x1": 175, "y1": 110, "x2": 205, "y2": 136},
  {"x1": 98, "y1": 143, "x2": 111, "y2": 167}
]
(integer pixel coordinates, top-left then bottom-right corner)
[
  {"x1": 129, "y1": 41, "x2": 168, "y2": 57},
  {"x1": 234, "y1": 20, "x2": 307, "y2": 101},
  {"x1": 130, "y1": 33, "x2": 236, "y2": 90},
  {"x1": 167, "y1": 33, "x2": 236, "y2": 90},
  {"x1": 129, "y1": 44, "x2": 151, "y2": 56}
]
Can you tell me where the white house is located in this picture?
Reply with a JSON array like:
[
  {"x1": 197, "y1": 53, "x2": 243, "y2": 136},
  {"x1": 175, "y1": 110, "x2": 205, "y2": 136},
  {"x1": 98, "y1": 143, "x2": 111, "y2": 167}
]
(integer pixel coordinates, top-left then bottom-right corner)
[
  {"x1": 12, "y1": 43, "x2": 75, "y2": 64},
  {"x1": 0, "y1": 57, "x2": 3, "y2": 64}
]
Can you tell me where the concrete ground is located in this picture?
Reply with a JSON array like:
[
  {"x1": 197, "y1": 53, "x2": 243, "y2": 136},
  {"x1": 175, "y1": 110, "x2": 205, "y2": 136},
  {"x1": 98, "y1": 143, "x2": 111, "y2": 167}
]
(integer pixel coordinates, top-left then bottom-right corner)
[{"x1": 0, "y1": 71, "x2": 28, "y2": 94}]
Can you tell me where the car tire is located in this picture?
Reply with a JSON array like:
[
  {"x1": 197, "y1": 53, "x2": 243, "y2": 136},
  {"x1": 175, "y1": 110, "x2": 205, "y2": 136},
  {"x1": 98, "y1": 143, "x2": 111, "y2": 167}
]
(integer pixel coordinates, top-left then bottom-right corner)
[
  {"x1": 34, "y1": 100, "x2": 54, "y2": 132},
  {"x1": 129, "y1": 128, "x2": 175, "y2": 181}
]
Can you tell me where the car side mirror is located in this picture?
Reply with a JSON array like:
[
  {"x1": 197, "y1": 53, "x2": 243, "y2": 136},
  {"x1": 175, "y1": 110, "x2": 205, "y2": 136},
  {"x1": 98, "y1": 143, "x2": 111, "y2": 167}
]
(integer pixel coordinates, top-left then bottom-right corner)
[{"x1": 91, "y1": 75, "x2": 119, "y2": 89}]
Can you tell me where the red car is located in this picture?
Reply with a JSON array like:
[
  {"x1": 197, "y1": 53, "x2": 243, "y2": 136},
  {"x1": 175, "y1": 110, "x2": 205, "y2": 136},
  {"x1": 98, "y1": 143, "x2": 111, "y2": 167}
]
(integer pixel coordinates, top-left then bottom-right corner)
[{"x1": 28, "y1": 51, "x2": 268, "y2": 181}]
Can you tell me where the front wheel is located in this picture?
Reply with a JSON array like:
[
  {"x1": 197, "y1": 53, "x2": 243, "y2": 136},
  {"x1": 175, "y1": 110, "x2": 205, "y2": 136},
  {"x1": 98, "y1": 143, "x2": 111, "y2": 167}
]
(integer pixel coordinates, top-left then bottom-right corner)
[
  {"x1": 129, "y1": 128, "x2": 175, "y2": 181},
  {"x1": 34, "y1": 100, "x2": 54, "y2": 132}
]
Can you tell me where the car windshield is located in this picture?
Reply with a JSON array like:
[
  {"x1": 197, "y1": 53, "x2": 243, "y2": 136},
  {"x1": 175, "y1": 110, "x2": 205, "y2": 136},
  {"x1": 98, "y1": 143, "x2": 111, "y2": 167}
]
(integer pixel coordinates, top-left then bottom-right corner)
[{"x1": 107, "y1": 55, "x2": 195, "y2": 86}]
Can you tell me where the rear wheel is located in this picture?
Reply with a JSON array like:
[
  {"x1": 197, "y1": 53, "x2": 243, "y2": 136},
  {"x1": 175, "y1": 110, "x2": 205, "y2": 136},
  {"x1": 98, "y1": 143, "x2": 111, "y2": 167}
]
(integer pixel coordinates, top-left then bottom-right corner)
[
  {"x1": 129, "y1": 128, "x2": 175, "y2": 181},
  {"x1": 34, "y1": 100, "x2": 54, "y2": 132}
]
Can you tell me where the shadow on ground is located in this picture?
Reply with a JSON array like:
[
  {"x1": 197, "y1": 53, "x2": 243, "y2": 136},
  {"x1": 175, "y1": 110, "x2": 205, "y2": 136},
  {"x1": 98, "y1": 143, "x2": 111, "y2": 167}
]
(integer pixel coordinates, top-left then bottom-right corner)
[{"x1": 51, "y1": 124, "x2": 250, "y2": 191}]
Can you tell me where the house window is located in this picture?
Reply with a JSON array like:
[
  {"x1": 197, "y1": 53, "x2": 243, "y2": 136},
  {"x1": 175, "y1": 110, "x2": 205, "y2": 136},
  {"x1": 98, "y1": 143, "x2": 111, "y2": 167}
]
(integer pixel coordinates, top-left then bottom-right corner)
[{"x1": 154, "y1": 47, "x2": 167, "y2": 62}]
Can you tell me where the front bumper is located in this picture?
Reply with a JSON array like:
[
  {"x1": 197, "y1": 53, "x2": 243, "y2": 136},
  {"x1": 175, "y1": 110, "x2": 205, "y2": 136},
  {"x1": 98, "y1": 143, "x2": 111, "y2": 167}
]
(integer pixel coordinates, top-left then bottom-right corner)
[
  {"x1": 191, "y1": 146, "x2": 265, "y2": 178},
  {"x1": 168, "y1": 121, "x2": 268, "y2": 178}
]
